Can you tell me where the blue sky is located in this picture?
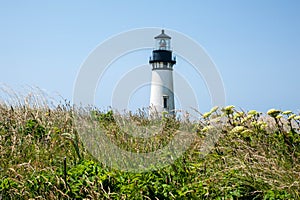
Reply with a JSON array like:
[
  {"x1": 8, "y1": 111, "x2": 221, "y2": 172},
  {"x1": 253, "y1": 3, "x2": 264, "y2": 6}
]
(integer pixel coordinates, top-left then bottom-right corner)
[{"x1": 0, "y1": 1, "x2": 300, "y2": 113}]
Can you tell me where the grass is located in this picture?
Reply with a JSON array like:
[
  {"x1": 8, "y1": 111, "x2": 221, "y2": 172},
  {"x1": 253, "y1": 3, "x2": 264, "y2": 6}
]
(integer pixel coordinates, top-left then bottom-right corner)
[{"x1": 0, "y1": 92, "x2": 300, "y2": 199}]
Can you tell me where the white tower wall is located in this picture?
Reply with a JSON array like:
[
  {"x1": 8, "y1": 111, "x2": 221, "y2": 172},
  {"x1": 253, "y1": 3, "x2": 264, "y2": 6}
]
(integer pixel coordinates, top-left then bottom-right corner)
[{"x1": 149, "y1": 65, "x2": 175, "y2": 115}]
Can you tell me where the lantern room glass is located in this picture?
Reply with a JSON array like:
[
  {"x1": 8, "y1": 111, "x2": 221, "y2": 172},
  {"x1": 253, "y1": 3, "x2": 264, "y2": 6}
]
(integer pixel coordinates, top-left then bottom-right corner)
[{"x1": 156, "y1": 38, "x2": 171, "y2": 50}]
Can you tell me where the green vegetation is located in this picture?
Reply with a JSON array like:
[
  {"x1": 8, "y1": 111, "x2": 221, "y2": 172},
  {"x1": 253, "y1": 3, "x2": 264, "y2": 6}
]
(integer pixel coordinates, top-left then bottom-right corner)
[{"x1": 0, "y1": 101, "x2": 300, "y2": 199}]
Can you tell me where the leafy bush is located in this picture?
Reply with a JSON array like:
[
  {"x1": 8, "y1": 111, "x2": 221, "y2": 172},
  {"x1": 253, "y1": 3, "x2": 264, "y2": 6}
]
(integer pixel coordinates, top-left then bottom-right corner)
[{"x1": 0, "y1": 101, "x2": 299, "y2": 199}]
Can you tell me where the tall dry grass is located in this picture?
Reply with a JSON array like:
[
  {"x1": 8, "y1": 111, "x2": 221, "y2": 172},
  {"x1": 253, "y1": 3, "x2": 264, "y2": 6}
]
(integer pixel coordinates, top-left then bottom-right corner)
[{"x1": 0, "y1": 88, "x2": 299, "y2": 199}]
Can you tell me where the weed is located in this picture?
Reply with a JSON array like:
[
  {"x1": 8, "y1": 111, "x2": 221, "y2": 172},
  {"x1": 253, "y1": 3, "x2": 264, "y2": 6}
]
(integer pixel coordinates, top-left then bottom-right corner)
[{"x1": 0, "y1": 90, "x2": 299, "y2": 199}]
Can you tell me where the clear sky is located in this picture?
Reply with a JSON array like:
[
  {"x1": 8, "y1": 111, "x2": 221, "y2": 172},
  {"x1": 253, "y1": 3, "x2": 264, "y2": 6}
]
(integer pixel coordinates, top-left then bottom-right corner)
[{"x1": 0, "y1": 1, "x2": 300, "y2": 113}]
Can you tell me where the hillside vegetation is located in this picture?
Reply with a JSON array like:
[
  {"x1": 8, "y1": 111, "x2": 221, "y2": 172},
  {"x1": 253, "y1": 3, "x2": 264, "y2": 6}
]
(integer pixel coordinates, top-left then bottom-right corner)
[{"x1": 0, "y1": 99, "x2": 300, "y2": 199}]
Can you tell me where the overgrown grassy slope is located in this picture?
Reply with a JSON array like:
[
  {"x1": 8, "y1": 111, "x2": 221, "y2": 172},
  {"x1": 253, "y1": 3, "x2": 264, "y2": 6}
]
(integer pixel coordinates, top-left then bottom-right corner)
[{"x1": 0, "y1": 101, "x2": 299, "y2": 199}]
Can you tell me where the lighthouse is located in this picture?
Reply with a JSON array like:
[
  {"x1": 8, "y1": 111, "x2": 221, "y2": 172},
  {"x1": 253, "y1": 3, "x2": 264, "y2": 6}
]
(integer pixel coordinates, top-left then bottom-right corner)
[{"x1": 149, "y1": 30, "x2": 176, "y2": 116}]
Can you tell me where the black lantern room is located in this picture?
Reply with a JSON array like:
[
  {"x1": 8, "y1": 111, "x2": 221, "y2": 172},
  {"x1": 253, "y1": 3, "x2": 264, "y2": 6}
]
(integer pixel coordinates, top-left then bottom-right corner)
[{"x1": 149, "y1": 30, "x2": 176, "y2": 70}]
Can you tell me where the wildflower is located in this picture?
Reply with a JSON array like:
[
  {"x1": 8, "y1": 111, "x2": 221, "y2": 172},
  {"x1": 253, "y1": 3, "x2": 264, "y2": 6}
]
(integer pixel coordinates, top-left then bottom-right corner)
[
  {"x1": 248, "y1": 110, "x2": 258, "y2": 116},
  {"x1": 222, "y1": 105, "x2": 235, "y2": 115},
  {"x1": 230, "y1": 126, "x2": 245, "y2": 134},
  {"x1": 288, "y1": 114, "x2": 296, "y2": 120},
  {"x1": 282, "y1": 110, "x2": 292, "y2": 115},
  {"x1": 294, "y1": 116, "x2": 300, "y2": 120},
  {"x1": 210, "y1": 106, "x2": 219, "y2": 113},
  {"x1": 267, "y1": 109, "x2": 281, "y2": 118}
]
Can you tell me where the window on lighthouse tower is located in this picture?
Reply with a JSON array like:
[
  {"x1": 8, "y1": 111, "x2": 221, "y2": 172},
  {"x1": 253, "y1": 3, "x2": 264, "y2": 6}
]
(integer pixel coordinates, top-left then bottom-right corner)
[{"x1": 163, "y1": 96, "x2": 168, "y2": 109}]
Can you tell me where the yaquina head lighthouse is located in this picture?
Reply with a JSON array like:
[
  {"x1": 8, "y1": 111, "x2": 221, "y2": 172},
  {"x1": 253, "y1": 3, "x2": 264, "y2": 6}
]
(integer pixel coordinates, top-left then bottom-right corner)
[{"x1": 149, "y1": 30, "x2": 176, "y2": 116}]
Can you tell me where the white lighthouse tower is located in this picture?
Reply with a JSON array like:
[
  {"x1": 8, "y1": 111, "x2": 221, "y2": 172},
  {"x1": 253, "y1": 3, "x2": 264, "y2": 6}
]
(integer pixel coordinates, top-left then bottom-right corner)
[{"x1": 149, "y1": 30, "x2": 176, "y2": 116}]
